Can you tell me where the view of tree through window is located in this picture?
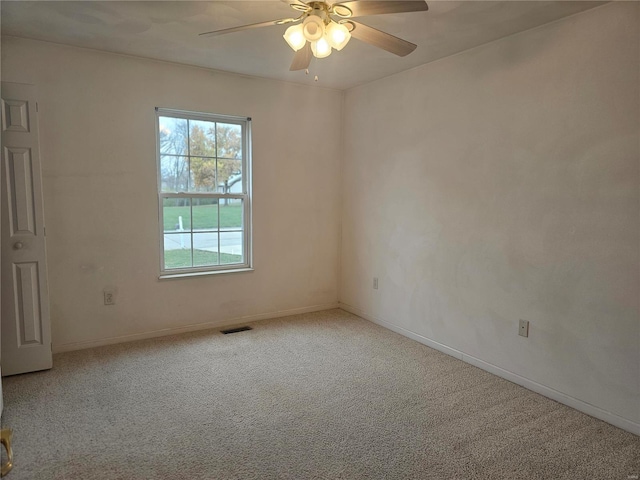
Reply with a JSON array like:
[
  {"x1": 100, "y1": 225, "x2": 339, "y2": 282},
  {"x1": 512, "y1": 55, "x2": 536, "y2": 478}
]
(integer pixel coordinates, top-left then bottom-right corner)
[{"x1": 156, "y1": 109, "x2": 251, "y2": 275}]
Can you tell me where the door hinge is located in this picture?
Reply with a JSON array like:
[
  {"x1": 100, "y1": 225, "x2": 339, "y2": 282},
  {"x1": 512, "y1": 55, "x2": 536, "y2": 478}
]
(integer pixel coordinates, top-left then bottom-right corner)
[{"x1": 36, "y1": 102, "x2": 39, "y2": 112}]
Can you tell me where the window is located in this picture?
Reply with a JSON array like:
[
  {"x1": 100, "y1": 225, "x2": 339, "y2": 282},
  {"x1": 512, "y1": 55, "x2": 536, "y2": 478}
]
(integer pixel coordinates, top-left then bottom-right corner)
[{"x1": 156, "y1": 108, "x2": 252, "y2": 277}]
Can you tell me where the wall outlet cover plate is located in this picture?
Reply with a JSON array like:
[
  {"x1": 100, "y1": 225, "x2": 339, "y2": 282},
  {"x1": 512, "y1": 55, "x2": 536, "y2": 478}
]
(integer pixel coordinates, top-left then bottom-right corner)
[{"x1": 519, "y1": 319, "x2": 529, "y2": 337}]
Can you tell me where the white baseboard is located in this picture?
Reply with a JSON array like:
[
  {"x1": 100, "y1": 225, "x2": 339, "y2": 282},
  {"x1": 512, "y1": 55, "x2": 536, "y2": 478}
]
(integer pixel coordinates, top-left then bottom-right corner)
[
  {"x1": 53, "y1": 303, "x2": 340, "y2": 354},
  {"x1": 339, "y1": 302, "x2": 640, "y2": 437}
]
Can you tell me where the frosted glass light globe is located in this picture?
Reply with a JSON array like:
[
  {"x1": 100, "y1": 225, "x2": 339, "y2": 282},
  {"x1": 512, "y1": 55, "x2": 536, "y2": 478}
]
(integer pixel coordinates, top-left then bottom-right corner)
[
  {"x1": 303, "y1": 15, "x2": 325, "y2": 41},
  {"x1": 311, "y1": 37, "x2": 332, "y2": 58},
  {"x1": 283, "y1": 24, "x2": 306, "y2": 51},
  {"x1": 326, "y1": 22, "x2": 351, "y2": 51}
]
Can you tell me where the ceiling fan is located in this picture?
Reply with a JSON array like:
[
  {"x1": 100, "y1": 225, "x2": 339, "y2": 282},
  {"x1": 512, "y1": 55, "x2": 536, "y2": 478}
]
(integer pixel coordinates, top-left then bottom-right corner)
[{"x1": 200, "y1": 0, "x2": 429, "y2": 72}]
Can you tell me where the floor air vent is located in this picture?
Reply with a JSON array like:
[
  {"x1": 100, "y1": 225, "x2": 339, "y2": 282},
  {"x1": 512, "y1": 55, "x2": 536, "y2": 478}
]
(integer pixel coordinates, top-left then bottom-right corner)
[{"x1": 221, "y1": 326, "x2": 253, "y2": 335}]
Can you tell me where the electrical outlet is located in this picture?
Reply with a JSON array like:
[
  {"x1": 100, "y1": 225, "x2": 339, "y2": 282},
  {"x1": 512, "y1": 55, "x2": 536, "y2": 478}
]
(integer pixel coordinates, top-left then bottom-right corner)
[
  {"x1": 519, "y1": 319, "x2": 529, "y2": 337},
  {"x1": 373, "y1": 277, "x2": 379, "y2": 290},
  {"x1": 104, "y1": 290, "x2": 116, "y2": 306}
]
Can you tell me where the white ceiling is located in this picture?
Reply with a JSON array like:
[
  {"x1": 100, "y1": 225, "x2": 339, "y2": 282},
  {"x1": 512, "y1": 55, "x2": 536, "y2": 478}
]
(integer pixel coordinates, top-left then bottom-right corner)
[{"x1": 1, "y1": 1, "x2": 604, "y2": 90}]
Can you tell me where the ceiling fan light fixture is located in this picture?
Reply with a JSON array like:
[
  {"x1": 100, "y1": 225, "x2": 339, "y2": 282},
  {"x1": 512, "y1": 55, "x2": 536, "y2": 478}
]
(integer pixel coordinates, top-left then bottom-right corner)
[
  {"x1": 302, "y1": 15, "x2": 325, "y2": 41},
  {"x1": 200, "y1": 0, "x2": 428, "y2": 73},
  {"x1": 311, "y1": 37, "x2": 332, "y2": 58},
  {"x1": 283, "y1": 24, "x2": 306, "y2": 51},
  {"x1": 325, "y1": 21, "x2": 351, "y2": 51}
]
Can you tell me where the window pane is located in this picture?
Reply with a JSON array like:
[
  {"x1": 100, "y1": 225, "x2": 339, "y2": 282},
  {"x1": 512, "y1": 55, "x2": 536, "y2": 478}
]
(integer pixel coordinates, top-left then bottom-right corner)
[
  {"x1": 189, "y1": 120, "x2": 216, "y2": 157},
  {"x1": 189, "y1": 157, "x2": 218, "y2": 192},
  {"x1": 220, "y1": 231, "x2": 243, "y2": 265},
  {"x1": 217, "y1": 124, "x2": 242, "y2": 159},
  {"x1": 218, "y1": 159, "x2": 242, "y2": 193},
  {"x1": 219, "y1": 199, "x2": 243, "y2": 229},
  {"x1": 159, "y1": 117, "x2": 188, "y2": 155},
  {"x1": 164, "y1": 233, "x2": 192, "y2": 269},
  {"x1": 193, "y1": 233, "x2": 219, "y2": 267},
  {"x1": 192, "y1": 198, "x2": 218, "y2": 230},
  {"x1": 163, "y1": 198, "x2": 191, "y2": 232},
  {"x1": 160, "y1": 156, "x2": 189, "y2": 193}
]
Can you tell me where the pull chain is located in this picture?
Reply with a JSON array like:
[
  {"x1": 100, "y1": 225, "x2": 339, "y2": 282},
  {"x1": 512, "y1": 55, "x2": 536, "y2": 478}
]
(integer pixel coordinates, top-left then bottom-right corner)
[{"x1": 304, "y1": 69, "x2": 319, "y2": 82}]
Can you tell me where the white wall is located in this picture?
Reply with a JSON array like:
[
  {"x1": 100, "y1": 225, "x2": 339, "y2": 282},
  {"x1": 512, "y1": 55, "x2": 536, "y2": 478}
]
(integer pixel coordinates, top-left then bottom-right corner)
[
  {"x1": 1, "y1": 37, "x2": 343, "y2": 349},
  {"x1": 341, "y1": 2, "x2": 639, "y2": 429}
]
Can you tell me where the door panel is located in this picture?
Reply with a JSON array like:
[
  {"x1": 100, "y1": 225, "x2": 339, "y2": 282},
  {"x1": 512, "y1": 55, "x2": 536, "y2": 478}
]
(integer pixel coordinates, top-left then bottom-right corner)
[
  {"x1": 1, "y1": 98, "x2": 30, "y2": 133},
  {"x1": 6, "y1": 147, "x2": 36, "y2": 234},
  {"x1": 13, "y1": 262, "x2": 43, "y2": 346},
  {"x1": 1, "y1": 82, "x2": 52, "y2": 376}
]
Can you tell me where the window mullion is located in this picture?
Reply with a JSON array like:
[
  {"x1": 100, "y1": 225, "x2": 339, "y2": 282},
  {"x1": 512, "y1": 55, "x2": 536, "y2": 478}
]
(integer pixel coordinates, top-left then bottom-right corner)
[
  {"x1": 186, "y1": 119, "x2": 191, "y2": 192},
  {"x1": 215, "y1": 121, "x2": 221, "y2": 266},
  {"x1": 217, "y1": 199, "x2": 221, "y2": 265},
  {"x1": 215, "y1": 122, "x2": 220, "y2": 195},
  {"x1": 190, "y1": 198, "x2": 194, "y2": 268}
]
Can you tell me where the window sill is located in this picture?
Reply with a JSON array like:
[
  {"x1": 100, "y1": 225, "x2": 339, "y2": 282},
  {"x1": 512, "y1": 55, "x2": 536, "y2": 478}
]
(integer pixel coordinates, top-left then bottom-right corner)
[{"x1": 159, "y1": 267, "x2": 254, "y2": 280}]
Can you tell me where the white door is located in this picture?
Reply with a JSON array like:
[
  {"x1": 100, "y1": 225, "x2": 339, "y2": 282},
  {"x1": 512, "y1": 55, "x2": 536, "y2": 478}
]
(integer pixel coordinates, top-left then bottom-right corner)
[{"x1": 1, "y1": 82, "x2": 52, "y2": 376}]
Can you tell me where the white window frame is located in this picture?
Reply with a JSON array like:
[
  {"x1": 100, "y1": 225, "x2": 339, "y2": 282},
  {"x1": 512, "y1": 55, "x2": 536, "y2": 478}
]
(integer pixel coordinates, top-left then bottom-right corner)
[{"x1": 156, "y1": 107, "x2": 252, "y2": 278}]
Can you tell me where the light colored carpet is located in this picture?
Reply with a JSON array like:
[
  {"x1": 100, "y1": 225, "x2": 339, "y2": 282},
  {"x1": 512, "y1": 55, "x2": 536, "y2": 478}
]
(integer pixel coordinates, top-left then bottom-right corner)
[{"x1": 1, "y1": 309, "x2": 638, "y2": 479}]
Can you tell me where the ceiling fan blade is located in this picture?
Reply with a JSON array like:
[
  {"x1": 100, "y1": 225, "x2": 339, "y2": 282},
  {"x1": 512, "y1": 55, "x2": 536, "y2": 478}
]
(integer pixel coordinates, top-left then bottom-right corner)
[
  {"x1": 333, "y1": 1, "x2": 428, "y2": 17},
  {"x1": 281, "y1": 0, "x2": 308, "y2": 6},
  {"x1": 199, "y1": 17, "x2": 297, "y2": 38},
  {"x1": 290, "y1": 42, "x2": 312, "y2": 71},
  {"x1": 348, "y1": 21, "x2": 417, "y2": 56},
  {"x1": 281, "y1": 0, "x2": 313, "y2": 12}
]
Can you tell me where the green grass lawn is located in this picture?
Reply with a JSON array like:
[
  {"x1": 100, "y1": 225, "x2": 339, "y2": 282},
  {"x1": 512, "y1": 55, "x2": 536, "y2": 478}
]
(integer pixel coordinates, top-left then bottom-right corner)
[
  {"x1": 163, "y1": 204, "x2": 242, "y2": 231},
  {"x1": 164, "y1": 249, "x2": 243, "y2": 269}
]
